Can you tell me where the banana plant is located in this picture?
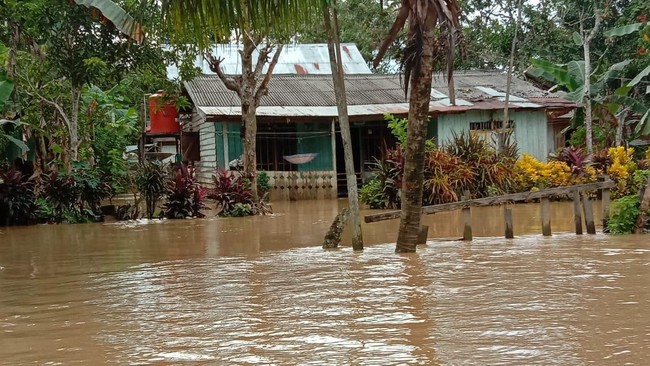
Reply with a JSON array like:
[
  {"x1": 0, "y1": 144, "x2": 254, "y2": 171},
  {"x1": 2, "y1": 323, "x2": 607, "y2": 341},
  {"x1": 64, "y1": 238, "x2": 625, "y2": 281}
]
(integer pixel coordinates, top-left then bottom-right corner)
[
  {"x1": 0, "y1": 72, "x2": 29, "y2": 152},
  {"x1": 603, "y1": 19, "x2": 650, "y2": 136}
]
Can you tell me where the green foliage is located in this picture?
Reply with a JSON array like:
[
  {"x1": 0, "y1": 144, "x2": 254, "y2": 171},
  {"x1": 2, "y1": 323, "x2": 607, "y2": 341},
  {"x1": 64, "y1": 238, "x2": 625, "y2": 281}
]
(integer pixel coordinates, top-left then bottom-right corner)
[
  {"x1": 257, "y1": 171, "x2": 271, "y2": 199},
  {"x1": 632, "y1": 169, "x2": 650, "y2": 194},
  {"x1": 608, "y1": 195, "x2": 643, "y2": 234},
  {"x1": 72, "y1": 161, "x2": 113, "y2": 213},
  {"x1": 135, "y1": 160, "x2": 167, "y2": 219},
  {"x1": 384, "y1": 113, "x2": 435, "y2": 150},
  {"x1": 359, "y1": 178, "x2": 388, "y2": 209},
  {"x1": 220, "y1": 203, "x2": 253, "y2": 217}
]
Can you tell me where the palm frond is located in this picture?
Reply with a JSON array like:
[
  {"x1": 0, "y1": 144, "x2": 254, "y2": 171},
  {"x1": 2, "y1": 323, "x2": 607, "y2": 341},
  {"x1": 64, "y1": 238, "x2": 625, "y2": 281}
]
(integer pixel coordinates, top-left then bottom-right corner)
[
  {"x1": 377, "y1": 0, "x2": 461, "y2": 101},
  {"x1": 161, "y1": 0, "x2": 320, "y2": 49}
]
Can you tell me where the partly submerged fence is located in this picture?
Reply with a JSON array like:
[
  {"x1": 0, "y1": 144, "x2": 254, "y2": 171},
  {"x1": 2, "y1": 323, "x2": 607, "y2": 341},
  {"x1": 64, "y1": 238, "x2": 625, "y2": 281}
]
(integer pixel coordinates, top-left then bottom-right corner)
[{"x1": 364, "y1": 180, "x2": 616, "y2": 240}]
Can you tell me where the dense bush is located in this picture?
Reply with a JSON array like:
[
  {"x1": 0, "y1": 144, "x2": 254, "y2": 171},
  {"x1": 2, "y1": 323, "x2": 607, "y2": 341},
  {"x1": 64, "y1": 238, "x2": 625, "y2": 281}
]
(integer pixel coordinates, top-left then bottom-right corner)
[
  {"x1": 359, "y1": 178, "x2": 388, "y2": 209},
  {"x1": 360, "y1": 131, "x2": 518, "y2": 208},
  {"x1": 36, "y1": 164, "x2": 112, "y2": 224},
  {"x1": 603, "y1": 147, "x2": 637, "y2": 198},
  {"x1": 209, "y1": 169, "x2": 254, "y2": 217},
  {"x1": 162, "y1": 164, "x2": 207, "y2": 219},
  {"x1": 72, "y1": 162, "x2": 114, "y2": 214},
  {"x1": 443, "y1": 132, "x2": 517, "y2": 198},
  {"x1": 0, "y1": 168, "x2": 36, "y2": 225},
  {"x1": 515, "y1": 154, "x2": 598, "y2": 190},
  {"x1": 608, "y1": 195, "x2": 644, "y2": 234}
]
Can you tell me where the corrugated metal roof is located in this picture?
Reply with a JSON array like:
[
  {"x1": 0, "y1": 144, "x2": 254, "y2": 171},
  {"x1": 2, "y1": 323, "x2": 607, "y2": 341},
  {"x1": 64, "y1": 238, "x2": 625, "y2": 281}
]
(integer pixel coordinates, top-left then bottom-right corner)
[
  {"x1": 167, "y1": 43, "x2": 371, "y2": 79},
  {"x1": 185, "y1": 71, "x2": 575, "y2": 119}
]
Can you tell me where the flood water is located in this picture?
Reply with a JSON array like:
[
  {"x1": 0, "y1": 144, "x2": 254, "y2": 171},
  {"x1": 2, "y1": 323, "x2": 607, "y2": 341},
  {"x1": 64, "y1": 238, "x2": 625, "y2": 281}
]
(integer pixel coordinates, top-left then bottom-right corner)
[{"x1": 1, "y1": 200, "x2": 649, "y2": 364}]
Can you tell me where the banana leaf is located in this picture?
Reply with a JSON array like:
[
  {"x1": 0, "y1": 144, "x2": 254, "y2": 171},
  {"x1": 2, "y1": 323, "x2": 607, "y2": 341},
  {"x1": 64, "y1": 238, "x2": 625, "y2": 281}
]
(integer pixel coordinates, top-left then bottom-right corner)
[
  {"x1": 604, "y1": 22, "x2": 645, "y2": 37},
  {"x1": 73, "y1": 0, "x2": 144, "y2": 43}
]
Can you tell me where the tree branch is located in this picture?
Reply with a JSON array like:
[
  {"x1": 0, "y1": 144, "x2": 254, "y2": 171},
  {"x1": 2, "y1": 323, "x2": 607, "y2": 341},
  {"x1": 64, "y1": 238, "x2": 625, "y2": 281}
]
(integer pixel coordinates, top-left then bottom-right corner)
[
  {"x1": 586, "y1": 8, "x2": 602, "y2": 44},
  {"x1": 254, "y1": 43, "x2": 274, "y2": 81},
  {"x1": 22, "y1": 75, "x2": 72, "y2": 131},
  {"x1": 205, "y1": 53, "x2": 241, "y2": 95},
  {"x1": 254, "y1": 44, "x2": 284, "y2": 105}
]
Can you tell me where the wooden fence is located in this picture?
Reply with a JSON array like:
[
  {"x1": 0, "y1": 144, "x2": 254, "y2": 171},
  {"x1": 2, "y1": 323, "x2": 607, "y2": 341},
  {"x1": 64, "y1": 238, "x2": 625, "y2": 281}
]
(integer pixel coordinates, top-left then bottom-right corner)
[{"x1": 364, "y1": 180, "x2": 616, "y2": 240}]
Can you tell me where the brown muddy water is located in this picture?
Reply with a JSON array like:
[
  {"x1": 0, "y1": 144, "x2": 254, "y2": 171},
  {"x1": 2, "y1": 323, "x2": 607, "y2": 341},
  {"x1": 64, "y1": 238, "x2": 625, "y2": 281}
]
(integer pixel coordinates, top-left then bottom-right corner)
[{"x1": 1, "y1": 199, "x2": 649, "y2": 365}]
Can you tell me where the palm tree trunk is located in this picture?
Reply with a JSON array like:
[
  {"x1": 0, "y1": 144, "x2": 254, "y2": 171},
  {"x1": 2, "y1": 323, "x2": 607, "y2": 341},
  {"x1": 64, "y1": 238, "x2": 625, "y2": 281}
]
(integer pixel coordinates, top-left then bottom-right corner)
[
  {"x1": 323, "y1": 2, "x2": 363, "y2": 250},
  {"x1": 396, "y1": 11, "x2": 436, "y2": 253}
]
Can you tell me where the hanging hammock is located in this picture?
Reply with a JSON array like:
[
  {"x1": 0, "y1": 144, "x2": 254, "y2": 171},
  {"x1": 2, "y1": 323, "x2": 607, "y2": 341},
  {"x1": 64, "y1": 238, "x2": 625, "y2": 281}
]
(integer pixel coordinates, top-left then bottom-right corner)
[{"x1": 283, "y1": 153, "x2": 318, "y2": 165}]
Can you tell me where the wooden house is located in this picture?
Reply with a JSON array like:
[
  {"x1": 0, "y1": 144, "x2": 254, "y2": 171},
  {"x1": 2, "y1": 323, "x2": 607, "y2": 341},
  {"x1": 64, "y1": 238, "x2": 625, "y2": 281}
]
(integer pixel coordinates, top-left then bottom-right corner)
[{"x1": 182, "y1": 70, "x2": 574, "y2": 200}]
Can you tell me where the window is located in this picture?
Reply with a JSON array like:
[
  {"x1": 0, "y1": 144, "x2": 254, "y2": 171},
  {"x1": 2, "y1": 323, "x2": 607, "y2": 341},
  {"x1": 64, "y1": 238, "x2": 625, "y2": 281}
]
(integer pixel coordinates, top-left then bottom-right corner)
[
  {"x1": 469, "y1": 120, "x2": 515, "y2": 131},
  {"x1": 256, "y1": 123, "x2": 298, "y2": 171}
]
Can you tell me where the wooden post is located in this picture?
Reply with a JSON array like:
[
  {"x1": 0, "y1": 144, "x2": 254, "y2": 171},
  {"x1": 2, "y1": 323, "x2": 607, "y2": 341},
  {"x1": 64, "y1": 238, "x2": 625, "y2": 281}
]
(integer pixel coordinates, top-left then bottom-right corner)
[
  {"x1": 504, "y1": 206, "x2": 514, "y2": 239},
  {"x1": 601, "y1": 176, "x2": 611, "y2": 229},
  {"x1": 462, "y1": 191, "x2": 472, "y2": 241},
  {"x1": 582, "y1": 195, "x2": 596, "y2": 234},
  {"x1": 572, "y1": 189, "x2": 583, "y2": 235},
  {"x1": 541, "y1": 196, "x2": 552, "y2": 236},
  {"x1": 417, "y1": 225, "x2": 429, "y2": 244},
  {"x1": 322, "y1": 208, "x2": 350, "y2": 249},
  {"x1": 324, "y1": 6, "x2": 363, "y2": 250}
]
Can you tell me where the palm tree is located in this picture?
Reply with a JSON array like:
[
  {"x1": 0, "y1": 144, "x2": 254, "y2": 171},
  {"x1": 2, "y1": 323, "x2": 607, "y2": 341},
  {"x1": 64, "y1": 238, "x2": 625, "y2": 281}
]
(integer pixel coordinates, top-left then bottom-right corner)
[
  {"x1": 162, "y1": 0, "x2": 320, "y2": 201},
  {"x1": 374, "y1": 0, "x2": 461, "y2": 253}
]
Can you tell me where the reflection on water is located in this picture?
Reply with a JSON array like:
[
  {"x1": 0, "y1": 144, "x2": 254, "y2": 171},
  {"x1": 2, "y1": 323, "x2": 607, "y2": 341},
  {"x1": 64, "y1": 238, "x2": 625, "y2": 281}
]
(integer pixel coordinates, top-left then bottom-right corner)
[{"x1": 0, "y1": 200, "x2": 648, "y2": 365}]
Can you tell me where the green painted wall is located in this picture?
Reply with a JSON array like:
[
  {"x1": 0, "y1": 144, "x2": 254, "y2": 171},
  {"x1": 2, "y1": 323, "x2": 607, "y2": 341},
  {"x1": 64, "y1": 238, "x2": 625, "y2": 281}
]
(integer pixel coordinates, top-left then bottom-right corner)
[
  {"x1": 437, "y1": 110, "x2": 549, "y2": 161},
  {"x1": 212, "y1": 122, "x2": 333, "y2": 171},
  {"x1": 296, "y1": 123, "x2": 333, "y2": 171},
  {"x1": 213, "y1": 123, "x2": 224, "y2": 168}
]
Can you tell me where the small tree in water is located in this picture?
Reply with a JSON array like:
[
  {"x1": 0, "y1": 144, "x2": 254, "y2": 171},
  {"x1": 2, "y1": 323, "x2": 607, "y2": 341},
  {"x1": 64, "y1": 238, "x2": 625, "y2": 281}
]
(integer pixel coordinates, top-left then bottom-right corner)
[{"x1": 135, "y1": 161, "x2": 167, "y2": 219}]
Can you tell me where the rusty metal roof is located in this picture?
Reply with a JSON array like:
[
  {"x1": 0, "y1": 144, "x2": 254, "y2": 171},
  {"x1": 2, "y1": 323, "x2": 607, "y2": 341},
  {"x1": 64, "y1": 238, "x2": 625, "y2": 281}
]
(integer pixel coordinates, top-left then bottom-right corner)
[
  {"x1": 184, "y1": 71, "x2": 576, "y2": 120},
  {"x1": 167, "y1": 43, "x2": 372, "y2": 79}
]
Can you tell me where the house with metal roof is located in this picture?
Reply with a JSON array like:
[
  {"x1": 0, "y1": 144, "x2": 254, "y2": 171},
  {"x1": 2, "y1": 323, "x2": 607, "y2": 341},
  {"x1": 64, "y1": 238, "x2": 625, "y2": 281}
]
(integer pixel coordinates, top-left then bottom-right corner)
[
  {"x1": 167, "y1": 43, "x2": 372, "y2": 79},
  {"x1": 180, "y1": 45, "x2": 575, "y2": 200}
]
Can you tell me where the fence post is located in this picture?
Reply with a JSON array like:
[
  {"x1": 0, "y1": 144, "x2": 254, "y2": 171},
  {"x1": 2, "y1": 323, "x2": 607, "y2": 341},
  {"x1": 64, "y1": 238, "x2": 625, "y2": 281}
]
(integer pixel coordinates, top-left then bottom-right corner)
[
  {"x1": 601, "y1": 175, "x2": 611, "y2": 229},
  {"x1": 572, "y1": 188, "x2": 583, "y2": 235},
  {"x1": 504, "y1": 206, "x2": 514, "y2": 239},
  {"x1": 462, "y1": 191, "x2": 472, "y2": 241},
  {"x1": 417, "y1": 225, "x2": 429, "y2": 244},
  {"x1": 541, "y1": 196, "x2": 552, "y2": 236},
  {"x1": 582, "y1": 194, "x2": 596, "y2": 234}
]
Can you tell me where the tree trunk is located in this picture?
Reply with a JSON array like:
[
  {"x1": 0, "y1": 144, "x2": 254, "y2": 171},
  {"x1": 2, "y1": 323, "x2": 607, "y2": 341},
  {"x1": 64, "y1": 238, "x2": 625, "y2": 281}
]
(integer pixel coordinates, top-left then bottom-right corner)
[
  {"x1": 581, "y1": 8, "x2": 602, "y2": 155},
  {"x1": 583, "y1": 42, "x2": 594, "y2": 154},
  {"x1": 323, "y1": 2, "x2": 363, "y2": 250},
  {"x1": 395, "y1": 12, "x2": 436, "y2": 253},
  {"x1": 70, "y1": 86, "x2": 82, "y2": 162},
  {"x1": 501, "y1": 0, "x2": 523, "y2": 149},
  {"x1": 240, "y1": 25, "x2": 259, "y2": 202},
  {"x1": 242, "y1": 101, "x2": 259, "y2": 201}
]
